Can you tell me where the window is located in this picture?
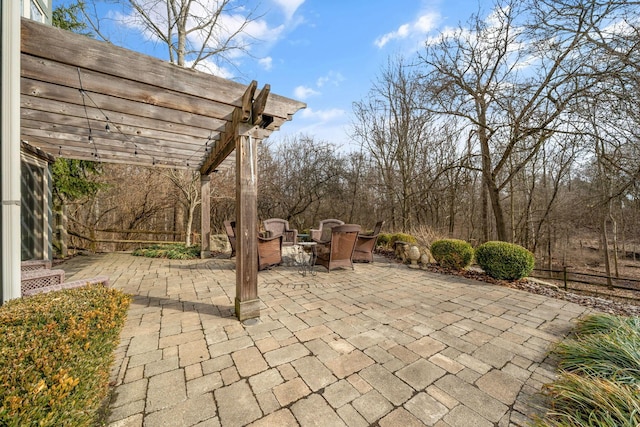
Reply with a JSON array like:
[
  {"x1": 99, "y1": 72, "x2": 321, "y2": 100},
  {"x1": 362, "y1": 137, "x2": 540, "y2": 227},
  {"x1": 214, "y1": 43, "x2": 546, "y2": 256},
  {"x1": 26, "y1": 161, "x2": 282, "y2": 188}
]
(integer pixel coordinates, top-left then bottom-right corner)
[{"x1": 30, "y1": 0, "x2": 44, "y2": 23}]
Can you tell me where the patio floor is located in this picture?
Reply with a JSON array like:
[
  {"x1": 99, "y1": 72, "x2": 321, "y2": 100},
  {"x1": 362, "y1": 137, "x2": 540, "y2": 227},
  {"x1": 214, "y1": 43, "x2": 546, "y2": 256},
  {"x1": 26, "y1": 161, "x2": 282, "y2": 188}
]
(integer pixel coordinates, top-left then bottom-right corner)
[{"x1": 58, "y1": 252, "x2": 592, "y2": 427}]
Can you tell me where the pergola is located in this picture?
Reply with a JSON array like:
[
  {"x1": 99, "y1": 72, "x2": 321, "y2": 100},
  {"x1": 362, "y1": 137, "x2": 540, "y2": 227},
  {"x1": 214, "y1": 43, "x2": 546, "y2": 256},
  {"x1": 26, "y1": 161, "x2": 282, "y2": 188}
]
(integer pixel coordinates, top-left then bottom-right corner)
[{"x1": 2, "y1": 14, "x2": 305, "y2": 320}]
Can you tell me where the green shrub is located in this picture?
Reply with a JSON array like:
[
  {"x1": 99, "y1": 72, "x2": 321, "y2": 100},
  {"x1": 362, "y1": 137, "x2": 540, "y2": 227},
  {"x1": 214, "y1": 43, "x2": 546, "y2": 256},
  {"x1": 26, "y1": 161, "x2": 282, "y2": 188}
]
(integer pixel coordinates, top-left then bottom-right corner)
[
  {"x1": 430, "y1": 239, "x2": 474, "y2": 270},
  {"x1": 389, "y1": 233, "x2": 417, "y2": 246},
  {"x1": 0, "y1": 285, "x2": 131, "y2": 426},
  {"x1": 376, "y1": 233, "x2": 392, "y2": 248},
  {"x1": 475, "y1": 241, "x2": 534, "y2": 280},
  {"x1": 133, "y1": 243, "x2": 200, "y2": 259}
]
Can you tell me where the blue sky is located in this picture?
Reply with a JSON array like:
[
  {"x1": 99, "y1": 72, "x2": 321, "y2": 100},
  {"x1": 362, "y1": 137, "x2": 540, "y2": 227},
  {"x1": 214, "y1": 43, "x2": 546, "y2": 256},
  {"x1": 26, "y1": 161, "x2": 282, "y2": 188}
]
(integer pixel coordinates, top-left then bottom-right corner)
[{"x1": 54, "y1": 0, "x2": 479, "y2": 148}]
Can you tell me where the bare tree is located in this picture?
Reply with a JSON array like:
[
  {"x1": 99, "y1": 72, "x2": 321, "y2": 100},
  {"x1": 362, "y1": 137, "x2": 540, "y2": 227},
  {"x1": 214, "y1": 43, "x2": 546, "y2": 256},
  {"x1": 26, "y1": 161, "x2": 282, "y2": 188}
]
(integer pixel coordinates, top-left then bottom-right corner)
[
  {"x1": 161, "y1": 169, "x2": 201, "y2": 246},
  {"x1": 258, "y1": 136, "x2": 347, "y2": 230},
  {"x1": 418, "y1": 0, "x2": 625, "y2": 242},
  {"x1": 352, "y1": 56, "x2": 434, "y2": 232},
  {"x1": 78, "y1": 0, "x2": 261, "y2": 73}
]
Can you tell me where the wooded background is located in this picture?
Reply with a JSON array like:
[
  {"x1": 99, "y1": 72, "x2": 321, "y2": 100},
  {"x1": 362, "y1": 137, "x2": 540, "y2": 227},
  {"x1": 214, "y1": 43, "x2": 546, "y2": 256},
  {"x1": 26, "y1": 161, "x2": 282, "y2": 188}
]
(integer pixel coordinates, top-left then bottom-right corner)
[{"x1": 54, "y1": 0, "x2": 640, "y2": 277}]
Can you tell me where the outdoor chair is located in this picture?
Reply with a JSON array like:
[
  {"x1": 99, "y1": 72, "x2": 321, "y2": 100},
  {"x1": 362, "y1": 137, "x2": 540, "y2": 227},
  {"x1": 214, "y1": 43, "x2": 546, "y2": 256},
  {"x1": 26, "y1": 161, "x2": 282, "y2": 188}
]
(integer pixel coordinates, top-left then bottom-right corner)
[
  {"x1": 263, "y1": 218, "x2": 298, "y2": 246},
  {"x1": 258, "y1": 234, "x2": 283, "y2": 271},
  {"x1": 311, "y1": 219, "x2": 345, "y2": 243},
  {"x1": 223, "y1": 220, "x2": 237, "y2": 258},
  {"x1": 226, "y1": 220, "x2": 283, "y2": 270},
  {"x1": 315, "y1": 224, "x2": 361, "y2": 271},
  {"x1": 353, "y1": 220, "x2": 384, "y2": 263}
]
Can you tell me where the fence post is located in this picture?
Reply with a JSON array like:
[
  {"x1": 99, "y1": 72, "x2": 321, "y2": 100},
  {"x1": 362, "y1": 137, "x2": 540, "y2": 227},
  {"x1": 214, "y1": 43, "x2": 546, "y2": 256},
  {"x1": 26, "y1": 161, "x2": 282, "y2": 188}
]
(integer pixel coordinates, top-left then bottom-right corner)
[{"x1": 563, "y1": 266, "x2": 568, "y2": 291}]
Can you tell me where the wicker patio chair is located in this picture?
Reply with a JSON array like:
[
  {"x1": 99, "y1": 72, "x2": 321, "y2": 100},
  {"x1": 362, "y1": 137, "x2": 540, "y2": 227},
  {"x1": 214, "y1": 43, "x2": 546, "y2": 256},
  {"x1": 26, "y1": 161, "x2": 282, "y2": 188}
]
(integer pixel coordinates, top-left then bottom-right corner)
[
  {"x1": 353, "y1": 220, "x2": 384, "y2": 263},
  {"x1": 315, "y1": 224, "x2": 361, "y2": 272},
  {"x1": 223, "y1": 220, "x2": 237, "y2": 258},
  {"x1": 263, "y1": 218, "x2": 298, "y2": 246},
  {"x1": 258, "y1": 234, "x2": 283, "y2": 270},
  {"x1": 310, "y1": 219, "x2": 345, "y2": 243}
]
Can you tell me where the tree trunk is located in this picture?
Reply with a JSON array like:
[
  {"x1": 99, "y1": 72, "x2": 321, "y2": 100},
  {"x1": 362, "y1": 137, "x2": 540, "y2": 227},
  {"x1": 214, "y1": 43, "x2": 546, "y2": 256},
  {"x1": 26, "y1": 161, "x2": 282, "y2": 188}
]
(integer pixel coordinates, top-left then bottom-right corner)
[
  {"x1": 482, "y1": 183, "x2": 489, "y2": 243},
  {"x1": 478, "y1": 118, "x2": 507, "y2": 241},
  {"x1": 610, "y1": 211, "x2": 619, "y2": 278},
  {"x1": 601, "y1": 213, "x2": 613, "y2": 288}
]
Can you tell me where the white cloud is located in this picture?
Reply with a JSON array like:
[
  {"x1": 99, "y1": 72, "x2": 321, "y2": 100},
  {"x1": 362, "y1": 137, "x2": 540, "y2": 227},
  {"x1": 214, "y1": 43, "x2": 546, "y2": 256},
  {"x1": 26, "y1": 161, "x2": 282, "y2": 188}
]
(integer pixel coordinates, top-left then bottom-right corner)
[
  {"x1": 272, "y1": 0, "x2": 305, "y2": 21},
  {"x1": 316, "y1": 71, "x2": 344, "y2": 88},
  {"x1": 259, "y1": 56, "x2": 273, "y2": 71},
  {"x1": 294, "y1": 85, "x2": 320, "y2": 100},
  {"x1": 299, "y1": 107, "x2": 345, "y2": 122},
  {"x1": 185, "y1": 58, "x2": 234, "y2": 79},
  {"x1": 374, "y1": 11, "x2": 440, "y2": 48},
  {"x1": 275, "y1": 106, "x2": 351, "y2": 146}
]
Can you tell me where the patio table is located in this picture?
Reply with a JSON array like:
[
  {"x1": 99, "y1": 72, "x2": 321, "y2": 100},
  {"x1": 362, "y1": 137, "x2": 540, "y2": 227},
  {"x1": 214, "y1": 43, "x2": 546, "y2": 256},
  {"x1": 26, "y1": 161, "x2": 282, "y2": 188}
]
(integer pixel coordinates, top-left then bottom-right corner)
[{"x1": 295, "y1": 242, "x2": 317, "y2": 276}]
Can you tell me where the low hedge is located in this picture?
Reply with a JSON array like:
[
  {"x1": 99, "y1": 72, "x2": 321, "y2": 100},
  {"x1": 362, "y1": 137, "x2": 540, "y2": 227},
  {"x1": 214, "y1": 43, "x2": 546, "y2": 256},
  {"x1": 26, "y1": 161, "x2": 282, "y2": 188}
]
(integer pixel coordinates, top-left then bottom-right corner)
[
  {"x1": 430, "y1": 239, "x2": 474, "y2": 270},
  {"x1": 0, "y1": 285, "x2": 131, "y2": 426},
  {"x1": 475, "y1": 241, "x2": 535, "y2": 280}
]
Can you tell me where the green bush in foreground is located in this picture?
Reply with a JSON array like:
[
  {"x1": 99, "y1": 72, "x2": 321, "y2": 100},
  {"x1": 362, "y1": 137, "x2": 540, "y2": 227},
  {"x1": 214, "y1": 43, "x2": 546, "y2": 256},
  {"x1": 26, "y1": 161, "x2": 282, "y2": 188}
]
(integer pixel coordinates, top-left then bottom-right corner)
[
  {"x1": 133, "y1": 243, "x2": 200, "y2": 259},
  {"x1": 430, "y1": 239, "x2": 473, "y2": 270},
  {"x1": 475, "y1": 241, "x2": 535, "y2": 280},
  {"x1": 536, "y1": 314, "x2": 640, "y2": 427},
  {"x1": 0, "y1": 286, "x2": 131, "y2": 426}
]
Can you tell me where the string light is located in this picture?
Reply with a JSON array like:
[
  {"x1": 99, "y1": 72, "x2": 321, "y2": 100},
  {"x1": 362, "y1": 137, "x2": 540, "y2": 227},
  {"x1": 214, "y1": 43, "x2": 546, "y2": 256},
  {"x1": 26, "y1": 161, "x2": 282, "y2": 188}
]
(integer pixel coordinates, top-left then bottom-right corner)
[
  {"x1": 76, "y1": 67, "x2": 218, "y2": 168},
  {"x1": 183, "y1": 133, "x2": 217, "y2": 169}
]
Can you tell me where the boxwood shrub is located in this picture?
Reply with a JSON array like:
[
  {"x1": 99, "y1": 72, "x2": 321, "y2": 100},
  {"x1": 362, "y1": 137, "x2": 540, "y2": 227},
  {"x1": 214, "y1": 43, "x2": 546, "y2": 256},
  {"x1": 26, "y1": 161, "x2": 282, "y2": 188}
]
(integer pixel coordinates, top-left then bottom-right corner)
[
  {"x1": 475, "y1": 241, "x2": 535, "y2": 280},
  {"x1": 0, "y1": 285, "x2": 131, "y2": 426},
  {"x1": 430, "y1": 239, "x2": 474, "y2": 270}
]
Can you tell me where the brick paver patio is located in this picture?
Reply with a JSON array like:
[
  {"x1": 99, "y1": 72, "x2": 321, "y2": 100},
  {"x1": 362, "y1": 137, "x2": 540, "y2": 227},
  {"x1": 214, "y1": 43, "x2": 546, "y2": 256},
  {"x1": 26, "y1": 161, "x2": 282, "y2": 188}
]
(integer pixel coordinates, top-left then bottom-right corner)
[{"x1": 59, "y1": 252, "x2": 592, "y2": 426}]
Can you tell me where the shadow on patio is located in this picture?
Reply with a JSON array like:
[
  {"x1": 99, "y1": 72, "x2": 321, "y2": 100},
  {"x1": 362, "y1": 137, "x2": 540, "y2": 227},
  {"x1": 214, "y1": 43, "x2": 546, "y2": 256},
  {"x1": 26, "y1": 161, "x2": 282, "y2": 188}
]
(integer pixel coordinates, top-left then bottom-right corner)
[{"x1": 58, "y1": 252, "x2": 591, "y2": 427}]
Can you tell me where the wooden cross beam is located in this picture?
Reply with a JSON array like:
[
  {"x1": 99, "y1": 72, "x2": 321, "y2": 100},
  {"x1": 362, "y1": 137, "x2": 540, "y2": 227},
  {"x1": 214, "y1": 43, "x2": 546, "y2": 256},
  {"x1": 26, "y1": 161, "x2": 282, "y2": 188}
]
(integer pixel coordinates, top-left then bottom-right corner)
[{"x1": 198, "y1": 80, "x2": 276, "y2": 175}]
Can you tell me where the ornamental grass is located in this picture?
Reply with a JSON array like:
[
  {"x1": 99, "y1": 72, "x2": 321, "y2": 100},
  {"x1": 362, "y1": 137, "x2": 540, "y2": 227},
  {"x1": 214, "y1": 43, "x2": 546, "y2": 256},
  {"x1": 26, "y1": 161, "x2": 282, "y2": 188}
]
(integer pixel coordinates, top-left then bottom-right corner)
[
  {"x1": 0, "y1": 285, "x2": 131, "y2": 426},
  {"x1": 536, "y1": 314, "x2": 640, "y2": 427}
]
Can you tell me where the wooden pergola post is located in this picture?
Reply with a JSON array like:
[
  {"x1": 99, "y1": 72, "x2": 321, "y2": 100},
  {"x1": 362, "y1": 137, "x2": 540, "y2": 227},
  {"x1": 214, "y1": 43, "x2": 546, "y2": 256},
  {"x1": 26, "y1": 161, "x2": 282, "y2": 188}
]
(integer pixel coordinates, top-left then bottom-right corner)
[
  {"x1": 200, "y1": 174, "x2": 211, "y2": 258},
  {"x1": 235, "y1": 123, "x2": 261, "y2": 321}
]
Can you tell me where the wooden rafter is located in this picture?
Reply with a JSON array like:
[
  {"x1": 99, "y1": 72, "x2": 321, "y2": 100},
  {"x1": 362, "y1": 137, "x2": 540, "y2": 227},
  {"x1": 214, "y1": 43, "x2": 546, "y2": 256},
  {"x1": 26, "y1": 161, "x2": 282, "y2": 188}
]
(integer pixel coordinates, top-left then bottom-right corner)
[{"x1": 20, "y1": 18, "x2": 305, "y2": 170}]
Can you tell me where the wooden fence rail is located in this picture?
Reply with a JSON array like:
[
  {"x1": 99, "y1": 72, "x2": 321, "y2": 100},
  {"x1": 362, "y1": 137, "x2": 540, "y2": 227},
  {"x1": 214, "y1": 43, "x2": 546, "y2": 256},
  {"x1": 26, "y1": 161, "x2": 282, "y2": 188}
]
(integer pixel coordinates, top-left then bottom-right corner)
[
  {"x1": 68, "y1": 229, "x2": 186, "y2": 251},
  {"x1": 531, "y1": 267, "x2": 640, "y2": 293}
]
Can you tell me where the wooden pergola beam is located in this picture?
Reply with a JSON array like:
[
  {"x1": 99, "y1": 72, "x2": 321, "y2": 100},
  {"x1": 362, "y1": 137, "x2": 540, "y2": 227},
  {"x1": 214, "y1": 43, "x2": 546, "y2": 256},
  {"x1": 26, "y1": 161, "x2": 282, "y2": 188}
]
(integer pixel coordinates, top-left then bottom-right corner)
[{"x1": 20, "y1": 18, "x2": 305, "y2": 170}]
